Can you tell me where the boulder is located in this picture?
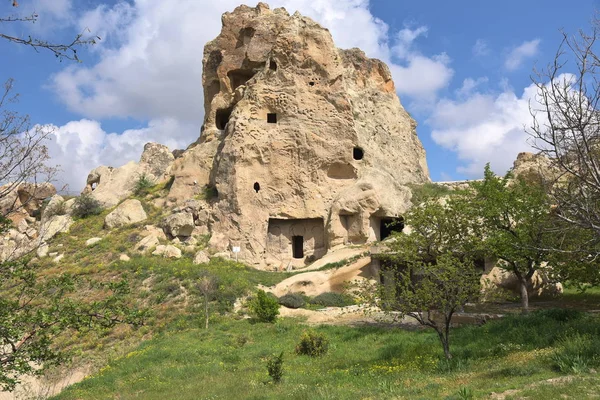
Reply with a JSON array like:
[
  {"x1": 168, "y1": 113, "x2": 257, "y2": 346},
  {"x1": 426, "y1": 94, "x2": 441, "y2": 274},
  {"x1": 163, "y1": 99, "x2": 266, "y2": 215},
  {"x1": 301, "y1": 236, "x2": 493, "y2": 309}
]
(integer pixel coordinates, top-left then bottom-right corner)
[
  {"x1": 141, "y1": 225, "x2": 167, "y2": 240},
  {"x1": 37, "y1": 243, "x2": 49, "y2": 258},
  {"x1": 134, "y1": 235, "x2": 160, "y2": 253},
  {"x1": 104, "y1": 199, "x2": 147, "y2": 229},
  {"x1": 481, "y1": 266, "x2": 563, "y2": 298},
  {"x1": 163, "y1": 212, "x2": 194, "y2": 238},
  {"x1": 39, "y1": 215, "x2": 74, "y2": 242},
  {"x1": 86, "y1": 237, "x2": 102, "y2": 246},
  {"x1": 152, "y1": 244, "x2": 182, "y2": 259},
  {"x1": 119, "y1": 253, "x2": 131, "y2": 262},
  {"x1": 193, "y1": 250, "x2": 210, "y2": 265},
  {"x1": 0, "y1": 182, "x2": 57, "y2": 224},
  {"x1": 83, "y1": 143, "x2": 174, "y2": 207}
]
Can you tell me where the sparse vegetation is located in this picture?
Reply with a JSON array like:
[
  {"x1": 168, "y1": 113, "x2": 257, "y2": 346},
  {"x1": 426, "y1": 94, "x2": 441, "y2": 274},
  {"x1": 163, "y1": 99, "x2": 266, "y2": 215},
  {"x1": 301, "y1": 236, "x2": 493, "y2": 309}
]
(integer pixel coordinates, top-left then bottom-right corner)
[
  {"x1": 71, "y1": 193, "x2": 103, "y2": 218},
  {"x1": 310, "y1": 292, "x2": 355, "y2": 307},
  {"x1": 133, "y1": 173, "x2": 155, "y2": 196},
  {"x1": 408, "y1": 182, "x2": 452, "y2": 205}
]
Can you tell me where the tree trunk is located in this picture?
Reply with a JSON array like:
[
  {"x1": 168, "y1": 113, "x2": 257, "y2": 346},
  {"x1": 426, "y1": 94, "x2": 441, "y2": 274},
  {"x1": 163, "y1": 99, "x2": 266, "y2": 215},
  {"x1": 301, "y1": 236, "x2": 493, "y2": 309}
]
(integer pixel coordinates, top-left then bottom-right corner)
[
  {"x1": 437, "y1": 330, "x2": 452, "y2": 359},
  {"x1": 518, "y1": 275, "x2": 529, "y2": 313},
  {"x1": 204, "y1": 293, "x2": 209, "y2": 329}
]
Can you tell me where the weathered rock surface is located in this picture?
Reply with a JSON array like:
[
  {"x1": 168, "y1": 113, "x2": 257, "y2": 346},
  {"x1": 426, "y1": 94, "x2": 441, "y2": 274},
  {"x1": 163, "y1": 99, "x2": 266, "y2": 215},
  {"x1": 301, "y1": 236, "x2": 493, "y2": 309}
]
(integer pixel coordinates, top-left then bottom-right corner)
[
  {"x1": 511, "y1": 152, "x2": 558, "y2": 184},
  {"x1": 39, "y1": 215, "x2": 74, "y2": 243},
  {"x1": 104, "y1": 199, "x2": 147, "y2": 229},
  {"x1": 193, "y1": 250, "x2": 210, "y2": 265},
  {"x1": 0, "y1": 182, "x2": 56, "y2": 225},
  {"x1": 134, "y1": 235, "x2": 160, "y2": 253},
  {"x1": 481, "y1": 265, "x2": 563, "y2": 298},
  {"x1": 152, "y1": 244, "x2": 182, "y2": 259},
  {"x1": 83, "y1": 143, "x2": 174, "y2": 207},
  {"x1": 165, "y1": 3, "x2": 429, "y2": 267},
  {"x1": 163, "y1": 212, "x2": 195, "y2": 238}
]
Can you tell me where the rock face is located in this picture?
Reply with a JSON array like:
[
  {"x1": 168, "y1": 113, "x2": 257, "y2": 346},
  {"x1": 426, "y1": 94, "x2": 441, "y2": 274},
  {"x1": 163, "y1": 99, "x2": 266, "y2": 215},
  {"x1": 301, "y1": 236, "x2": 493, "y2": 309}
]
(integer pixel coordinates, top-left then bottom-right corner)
[
  {"x1": 104, "y1": 199, "x2": 147, "y2": 229},
  {"x1": 511, "y1": 152, "x2": 557, "y2": 184},
  {"x1": 481, "y1": 265, "x2": 563, "y2": 298},
  {"x1": 166, "y1": 4, "x2": 429, "y2": 268},
  {"x1": 0, "y1": 182, "x2": 56, "y2": 225},
  {"x1": 83, "y1": 143, "x2": 174, "y2": 207}
]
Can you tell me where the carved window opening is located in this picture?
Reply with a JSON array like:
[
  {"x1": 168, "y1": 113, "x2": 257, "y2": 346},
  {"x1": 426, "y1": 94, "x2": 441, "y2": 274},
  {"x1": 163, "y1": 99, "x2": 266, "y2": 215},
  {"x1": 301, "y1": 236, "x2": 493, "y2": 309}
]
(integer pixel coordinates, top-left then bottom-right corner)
[
  {"x1": 269, "y1": 60, "x2": 277, "y2": 71},
  {"x1": 253, "y1": 182, "x2": 260, "y2": 193},
  {"x1": 215, "y1": 107, "x2": 233, "y2": 130},
  {"x1": 267, "y1": 113, "x2": 277, "y2": 124},
  {"x1": 309, "y1": 81, "x2": 315, "y2": 86},
  {"x1": 91, "y1": 182, "x2": 97, "y2": 191},
  {"x1": 379, "y1": 217, "x2": 404, "y2": 240},
  {"x1": 292, "y1": 235, "x2": 304, "y2": 259},
  {"x1": 353, "y1": 147, "x2": 364, "y2": 160}
]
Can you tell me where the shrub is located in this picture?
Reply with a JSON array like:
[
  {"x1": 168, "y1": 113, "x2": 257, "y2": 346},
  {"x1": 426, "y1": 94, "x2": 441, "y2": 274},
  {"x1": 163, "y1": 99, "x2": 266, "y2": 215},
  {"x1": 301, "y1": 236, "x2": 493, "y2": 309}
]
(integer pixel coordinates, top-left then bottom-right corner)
[
  {"x1": 248, "y1": 290, "x2": 279, "y2": 323},
  {"x1": 278, "y1": 293, "x2": 305, "y2": 309},
  {"x1": 72, "y1": 193, "x2": 103, "y2": 218},
  {"x1": 295, "y1": 330, "x2": 329, "y2": 357},
  {"x1": 310, "y1": 292, "x2": 355, "y2": 307},
  {"x1": 45, "y1": 200, "x2": 67, "y2": 217},
  {"x1": 266, "y1": 351, "x2": 284, "y2": 383},
  {"x1": 134, "y1": 173, "x2": 155, "y2": 196}
]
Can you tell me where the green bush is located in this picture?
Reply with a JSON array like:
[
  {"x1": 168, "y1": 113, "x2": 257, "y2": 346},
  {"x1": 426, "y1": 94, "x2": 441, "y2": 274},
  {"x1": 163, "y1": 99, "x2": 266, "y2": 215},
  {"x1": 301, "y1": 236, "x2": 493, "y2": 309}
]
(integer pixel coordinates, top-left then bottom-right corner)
[
  {"x1": 248, "y1": 290, "x2": 279, "y2": 323},
  {"x1": 72, "y1": 194, "x2": 103, "y2": 218},
  {"x1": 278, "y1": 293, "x2": 305, "y2": 309},
  {"x1": 310, "y1": 292, "x2": 355, "y2": 307},
  {"x1": 266, "y1": 351, "x2": 284, "y2": 383},
  {"x1": 134, "y1": 173, "x2": 155, "y2": 196},
  {"x1": 295, "y1": 330, "x2": 329, "y2": 357}
]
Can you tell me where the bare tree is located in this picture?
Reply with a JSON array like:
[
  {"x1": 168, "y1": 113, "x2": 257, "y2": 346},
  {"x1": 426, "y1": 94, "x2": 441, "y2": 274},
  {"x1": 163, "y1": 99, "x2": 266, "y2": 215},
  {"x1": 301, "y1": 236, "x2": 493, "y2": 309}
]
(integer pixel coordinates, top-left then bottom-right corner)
[
  {"x1": 1, "y1": 1, "x2": 99, "y2": 61},
  {"x1": 197, "y1": 275, "x2": 217, "y2": 330},
  {"x1": 529, "y1": 18, "x2": 600, "y2": 251}
]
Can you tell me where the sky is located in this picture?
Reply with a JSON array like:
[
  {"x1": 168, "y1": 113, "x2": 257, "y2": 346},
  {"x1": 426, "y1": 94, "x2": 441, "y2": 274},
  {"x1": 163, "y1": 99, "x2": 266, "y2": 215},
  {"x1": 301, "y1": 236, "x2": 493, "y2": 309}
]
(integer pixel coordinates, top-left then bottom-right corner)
[{"x1": 0, "y1": 0, "x2": 598, "y2": 191}]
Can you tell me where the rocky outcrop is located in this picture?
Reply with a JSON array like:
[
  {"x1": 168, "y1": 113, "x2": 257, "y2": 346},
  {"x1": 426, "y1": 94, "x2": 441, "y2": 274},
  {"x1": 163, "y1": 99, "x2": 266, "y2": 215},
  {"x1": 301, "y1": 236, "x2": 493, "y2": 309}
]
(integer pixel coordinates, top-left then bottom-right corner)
[
  {"x1": 104, "y1": 199, "x2": 147, "y2": 229},
  {"x1": 481, "y1": 265, "x2": 563, "y2": 299},
  {"x1": 164, "y1": 3, "x2": 429, "y2": 268},
  {"x1": 162, "y1": 212, "x2": 195, "y2": 238},
  {"x1": 511, "y1": 152, "x2": 558, "y2": 184},
  {"x1": 83, "y1": 142, "x2": 174, "y2": 207},
  {"x1": 0, "y1": 182, "x2": 56, "y2": 225},
  {"x1": 152, "y1": 244, "x2": 182, "y2": 259}
]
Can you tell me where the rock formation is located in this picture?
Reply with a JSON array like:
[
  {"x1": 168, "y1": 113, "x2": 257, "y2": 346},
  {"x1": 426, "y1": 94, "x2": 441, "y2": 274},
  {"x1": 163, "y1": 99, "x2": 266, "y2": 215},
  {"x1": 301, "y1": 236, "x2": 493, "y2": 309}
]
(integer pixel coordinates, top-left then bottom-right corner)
[
  {"x1": 84, "y1": 143, "x2": 174, "y2": 208},
  {"x1": 162, "y1": 3, "x2": 429, "y2": 268}
]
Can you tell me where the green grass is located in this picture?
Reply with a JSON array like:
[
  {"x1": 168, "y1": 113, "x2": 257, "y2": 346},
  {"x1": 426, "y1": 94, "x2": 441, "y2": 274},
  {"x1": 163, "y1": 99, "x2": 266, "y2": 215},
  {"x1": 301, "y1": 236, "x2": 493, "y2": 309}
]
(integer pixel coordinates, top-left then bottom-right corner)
[{"x1": 53, "y1": 310, "x2": 600, "y2": 400}]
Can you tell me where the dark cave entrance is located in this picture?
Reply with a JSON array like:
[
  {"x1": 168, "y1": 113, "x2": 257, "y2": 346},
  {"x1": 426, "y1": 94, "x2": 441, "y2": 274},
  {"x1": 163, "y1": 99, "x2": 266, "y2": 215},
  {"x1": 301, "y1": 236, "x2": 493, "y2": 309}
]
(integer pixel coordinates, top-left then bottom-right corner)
[
  {"x1": 215, "y1": 107, "x2": 233, "y2": 130},
  {"x1": 292, "y1": 235, "x2": 304, "y2": 259},
  {"x1": 267, "y1": 113, "x2": 277, "y2": 123},
  {"x1": 353, "y1": 147, "x2": 364, "y2": 160},
  {"x1": 380, "y1": 217, "x2": 404, "y2": 240}
]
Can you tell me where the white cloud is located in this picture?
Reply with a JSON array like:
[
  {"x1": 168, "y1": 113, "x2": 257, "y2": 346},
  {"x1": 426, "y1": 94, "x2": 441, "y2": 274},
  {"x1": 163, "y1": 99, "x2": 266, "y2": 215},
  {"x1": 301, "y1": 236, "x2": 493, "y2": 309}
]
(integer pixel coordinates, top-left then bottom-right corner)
[
  {"x1": 390, "y1": 26, "x2": 453, "y2": 100},
  {"x1": 456, "y1": 77, "x2": 488, "y2": 98},
  {"x1": 505, "y1": 39, "x2": 541, "y2": 71},
  {"x1": 429, "y1": 84, "x2": 539, "y2": 177},
  {"x1": 472, "y1": 39, "x2": 489, "y2": 57},
  {"x1": 42, "y1": 118, "x2": 196, "y2": 191}
]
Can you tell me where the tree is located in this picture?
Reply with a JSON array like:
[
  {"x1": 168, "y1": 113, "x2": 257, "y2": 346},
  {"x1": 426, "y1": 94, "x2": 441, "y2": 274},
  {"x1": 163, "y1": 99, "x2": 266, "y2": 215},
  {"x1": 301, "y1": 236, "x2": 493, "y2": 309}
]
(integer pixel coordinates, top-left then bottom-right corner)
[
  {"x1": 471, "y1": 165, "x2": 558, "y2": 312},
  {"x1": 2, "y1": 1, "x2": 99, "y2": 61},
  {"x1": 196, "y1": 274, "x2": 217, "y2": 330},
  {"x1": 529, "y1": 18, "x2": 600, "y2": 249},
  {"x1": 360, "y1": 195, "x2": 482, "y2": 360},
  {"x1": 0, "y1": 3, "x2": 141, "y2": 392}
]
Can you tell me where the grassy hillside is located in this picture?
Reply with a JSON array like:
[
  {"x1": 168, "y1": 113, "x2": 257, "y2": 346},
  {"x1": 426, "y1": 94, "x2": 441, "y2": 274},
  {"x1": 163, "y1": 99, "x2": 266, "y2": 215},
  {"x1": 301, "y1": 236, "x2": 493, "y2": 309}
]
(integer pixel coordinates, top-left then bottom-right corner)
[{"x1": 53, "y1": 310, "x2": 600, "y2": 400}]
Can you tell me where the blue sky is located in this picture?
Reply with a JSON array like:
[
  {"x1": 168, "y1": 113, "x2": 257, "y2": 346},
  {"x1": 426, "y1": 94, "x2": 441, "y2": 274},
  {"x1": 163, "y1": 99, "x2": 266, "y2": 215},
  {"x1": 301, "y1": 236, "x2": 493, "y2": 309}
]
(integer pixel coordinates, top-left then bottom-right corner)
[{"x1": 0, "y1": 0, "x2": 598, "y2": 190}]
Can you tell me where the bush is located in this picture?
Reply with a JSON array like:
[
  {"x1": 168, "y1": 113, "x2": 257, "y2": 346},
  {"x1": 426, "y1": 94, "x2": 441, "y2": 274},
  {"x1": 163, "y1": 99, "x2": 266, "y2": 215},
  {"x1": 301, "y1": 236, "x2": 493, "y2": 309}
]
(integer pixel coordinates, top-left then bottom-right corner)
[
  {"x1": 266, "y1": 351, "x2": 284, "y2": 383},
  {"x1": 45, "y1": 200, "x2": 67, "y2": 217},
  {"x1": 278, "y1": 293, "x2": 305, "y2": 309},
  {"x1": 72, "y1": 194, "x2": 103, "y2": 218},
  {"x1": 134, "y1": 173, "x2": 155, "y2": 196},
  {"x1": 248, "y1": 290, "x2": 279, "y2": 323},
  {"x1": 310, "y1": 292, "x2": 355, "y2": 307},
  {"x1": 295, "y1": 330, "x2": 329, "y2": 357}
]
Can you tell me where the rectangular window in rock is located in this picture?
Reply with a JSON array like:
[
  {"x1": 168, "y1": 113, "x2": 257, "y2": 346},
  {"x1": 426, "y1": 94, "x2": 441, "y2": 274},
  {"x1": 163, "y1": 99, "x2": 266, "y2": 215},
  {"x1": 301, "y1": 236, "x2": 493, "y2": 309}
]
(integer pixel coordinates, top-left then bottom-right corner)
[{"x1": 267, "y1": 113, "x2": 277, "y2": 123}]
